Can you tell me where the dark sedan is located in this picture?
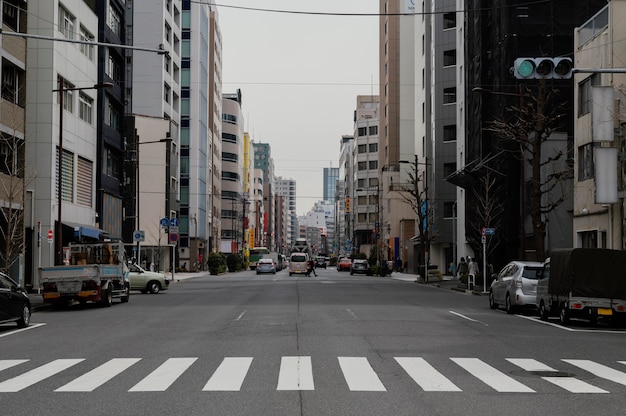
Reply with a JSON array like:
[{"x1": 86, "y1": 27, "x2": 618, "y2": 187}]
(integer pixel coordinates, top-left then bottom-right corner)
[{"x1": 0, "y1": 272, "x2": 30, "y2": 328}]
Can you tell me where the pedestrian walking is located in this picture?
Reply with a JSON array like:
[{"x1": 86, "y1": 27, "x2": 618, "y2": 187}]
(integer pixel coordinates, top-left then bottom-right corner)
[
  {"x1": 307, "y1": 259, "x2": 317, "y2": 277},
  {"x1": 457, "y1": 257, "x2": 468, "y2": 282}
]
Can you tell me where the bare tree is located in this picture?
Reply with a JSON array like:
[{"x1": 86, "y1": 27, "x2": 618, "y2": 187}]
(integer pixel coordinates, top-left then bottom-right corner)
[
  {"x1": 487, "y1": 82, "x2": 571, "y2": 259},
  {"x1": 468, "y1": 169, "x2": 506, "y2": 262}
]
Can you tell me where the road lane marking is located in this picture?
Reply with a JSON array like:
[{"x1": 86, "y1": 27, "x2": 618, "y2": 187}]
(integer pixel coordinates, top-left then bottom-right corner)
[
  {"x1": 0, "y1": 359, "x2": 84, "y2": 392},
  {"x1": 338, "y1": 357, "x2": 386, "y2": 391},
  {"x1": 0, "y1": 323, "x2": 46, "y2": 338},
  {"x1": 56, "y1": 358, "x2": 141, "y2": 392},
  {"x1": 507, "y1": 358, "x2": 607, "y2": 393},
  {"x1": 130, "y1": 358, "x2": 198, "y2": 392},
  {"x1": 449, "y1": 311, "x2": 488, "y2": 326},
  {"x1": 235, "y1": 310, "x2": 247, "y2": 321},
  {"x1": 516, "y1": 315, "x2": 626, "y2": 333},
  {"x1": 564, "y1": 360, "x2": 626, "y2": 386},
  {"x1": 451, "y1": 358, "x2": 535, "y2": 393},
  {"x1": 346, "y1": 309, "x2": 359, "y2": 319},
  {"x1": 0, "y1": 360, "x2": 28, "y2": 372},
  {"x1": 395, "y1": 357, "x2": 461, "y2": 392},
  {"x1": 277, "y1": 356, "x2": 314, "y2": 390},
  {"x1": 203, "y1": 357, "x2": 253, "y2": 391}
]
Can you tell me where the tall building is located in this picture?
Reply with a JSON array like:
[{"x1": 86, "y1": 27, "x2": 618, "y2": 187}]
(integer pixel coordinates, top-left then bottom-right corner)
[
  {"x1": 209, "y1": 6, "x2": 222, "y2": 254},
  {"x1": 220, "y1": 90, "x2": 244, "y2": 253},
  {"x1": 323, "y1": 167, "x2": 339, "y2": 201},
  {"x1": 253, "y1": 142, "x2": 275, "y2": 250},
  {"x1": 276, "y1": 177, "x2": 297, "y2": 248},
  {"x1": 338, "y1": 135, "x2": 354, "y2": 254}
]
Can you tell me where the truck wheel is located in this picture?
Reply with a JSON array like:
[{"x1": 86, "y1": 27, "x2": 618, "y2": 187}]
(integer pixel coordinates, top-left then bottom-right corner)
[
  {"x1": 120, "y1": 285, "x2": 130, "y2": 303},
  {"x1": 147, "y1": 281, "x2": 161, "y2": 294},
  {"x1": 539, "y1": 301, "x2": 549, "y2": 321},
  {"x1": 16, "y1": 305, "x2": 31, "y2": 328},
  {"x1": 101, "y1": 287, "x2": 112, "y2": 307},
  {"x1": 559, "y1": 305, "x2": 570, "y2": 324},
  {"x1": 489, "y1": 291, "x2": 498, "y2": 310},
  {"x1": 505, "y1": 294, "x2": 515, "y2": 314}
]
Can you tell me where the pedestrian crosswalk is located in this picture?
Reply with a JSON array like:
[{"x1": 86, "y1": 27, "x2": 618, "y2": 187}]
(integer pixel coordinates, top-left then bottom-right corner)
[{"x1": 0, "y1": 356, "x2": 624, "y2": 394}]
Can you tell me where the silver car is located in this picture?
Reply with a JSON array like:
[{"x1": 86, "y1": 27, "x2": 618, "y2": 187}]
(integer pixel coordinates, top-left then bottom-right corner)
[
  {"x1": 256, "y1": 258, "x2": 276, "y2": 275},
  {"x1": 489, "y1": 261, "x2": 543, "y2": 314}
]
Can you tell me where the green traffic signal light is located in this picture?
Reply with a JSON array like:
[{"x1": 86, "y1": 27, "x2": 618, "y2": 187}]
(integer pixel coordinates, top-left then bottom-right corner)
[{"x1": 514, "y1": 58, "x2": 535, "y2": 78}]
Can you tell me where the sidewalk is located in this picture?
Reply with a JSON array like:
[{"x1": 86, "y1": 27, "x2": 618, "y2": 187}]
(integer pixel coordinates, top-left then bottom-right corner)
[{"x1": 385, "y1": 272, "x2": 489, "y2": 295}]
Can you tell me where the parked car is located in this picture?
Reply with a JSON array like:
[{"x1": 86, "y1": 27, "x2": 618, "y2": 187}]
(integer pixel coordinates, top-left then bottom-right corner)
[
  {"x1": 350, "y1": 259, "x2": 370, "y2": 275},
  {"x1": 337, "y1": 257, "x2": 352, "y2": 271},
  {"x1": 256, "y1": 258, "x2": 277, "y2": 275},
  {"x1": 315, "y1": 256, "x2": 327, "y2": 269},
  {"x1": 0, "y1": 272, "x2": 30, "y2": 328},
  {"x1": 128, "y1": 263, "x2": 170, "y2": 294},
  {"x1": 489, "y1": 260, "x2": 543, "y2": 313}
]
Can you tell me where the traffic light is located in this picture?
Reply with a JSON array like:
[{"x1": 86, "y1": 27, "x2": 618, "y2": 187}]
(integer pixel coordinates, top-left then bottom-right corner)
[
  {"x1": 345, "y1": 197, "x2": 351, "y2": 213},
  {"x1": 513, "y1": 57, "x2": 573, "y2": 79}
]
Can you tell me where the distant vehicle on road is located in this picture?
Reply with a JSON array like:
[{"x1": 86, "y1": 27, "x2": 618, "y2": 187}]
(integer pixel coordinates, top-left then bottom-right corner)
[
  {"x1": 0, "y1": 272, "x2": 30, "y2": 328},
  {"x1": 315, "y1": 256, "x2": 327, "y2": 269},
  {"x1": 289, "y1": 253, "x2": 309, "y2": 276},
  {"x1": 128, "y1": 263, "x2": 170, "y2": 294},
  {"x1": 350, "y1": 259, "x2": 370, "y2": 275},
  {"x1": 337, "y1": 257, "x2": 352, "y2": 272},
  {"x1": 256, "y1": 258, "x2": 277, "y2": 275},
  {"x1": 489, "y1": 261, "x2": 543, "y2": 313},
  {"x1": 249, "y1": 247, "x2": 270, "y2": 270}
]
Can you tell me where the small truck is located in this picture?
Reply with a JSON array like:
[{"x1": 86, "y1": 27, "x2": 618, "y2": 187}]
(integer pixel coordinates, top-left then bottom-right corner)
[{"x1": 40, "y1": 241, "x2": 130, "y2": 307}]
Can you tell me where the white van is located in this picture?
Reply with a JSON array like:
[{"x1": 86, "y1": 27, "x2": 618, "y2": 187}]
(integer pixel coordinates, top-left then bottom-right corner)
[{"x1": 289, "y1": 253, "x2": 309, "y2": 276}]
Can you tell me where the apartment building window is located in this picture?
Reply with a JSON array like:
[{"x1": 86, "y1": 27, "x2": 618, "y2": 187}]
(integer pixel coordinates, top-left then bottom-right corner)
[
  {"x1": 369, "y1": 143, "x2": 378, "y2": 152},
  {"x1": 0, "y1": 133, "x2": 20, "y2": 176},
  {"x1": 106, "y1": 52, "x2": 121, "y2": 83},
  {"x1": 369, "y1": 178, "x2": 378, "y2": 187},
  {"x1": 105, "y1": 147, "x2": 120, "y2": 178},
  {"x1": 105, "y1": 99, "x2": 120, "y2": 129},
  {"x1": 222, "y1": 152, "x2": 238, "y2": 163},
  {"x1": 165, "y1": 22, "x2": 172, "y2": 45},
  {"x1": 78, "y1": 92, "x2": 93, "y2": 124},
  {"x1": 222, "y1": 190, "x2": 239, "y2": 200},
  {"x1": 57, "y1": 148, "x2": 74, "y2": 203},
  {"x1": 443, "y1": 87, "x2": 456, "y2": 104},
  {"x1": 164, "y1": 83, "x2": 171, "y2": 103},
  {"x1": 578, "y1": 143, "x2": 594, "y2": 180},
  {"x1": 443, "y1": 162, "x2": 456, "y2": 177},
  {"x1": 443, "y1": 12, "x2": 456, "y2": 29},
  {"x1": 79, "y1": 26, "x2": 94, "y2": 60},
  {"x1": 358, "y1": 196, "x2": 367, "y2": 205},
  {"x1": 58, "y1": 5, "x2": 74, "y2": 39},
  {"x1": 358, "y1": 213, "x2": 367, "y2": 223},
  {"x1": 222, "y1": 171, "x2": 240, "y2": 182},
  {"x1": 1, "y1": 61, "x2": 25, "y2": 106},
  {"x1": 76, "y1": 156, "x2": 92, "y2": 207},
  {"x1": 165, "y1": 55, "x2": 171, "y2": 73},
  {"x1": 108, "y1": 5, "x2": 122, "y2": 37},
  {"x1": 357, "y1": 178, "x2": 366, "y2": 188},
  {"x1": 57, "y1": 77, "x2": 74, "y2": 113},
  {"x1": 3, "y1": 1, "x2": 24, "y2": 31},
  {"x1": 443, "y1": 50, "x2": 456, "y2": 66},
  {"x1": 578, "y1": 74, "x2": 600, "y2": 116},
  {"x1": 358, "y1": 144, "x2": 367, "y2": 154},
  {"x1": 222, "y1": 113, "x2": 237, "y2": 124},
  {"x1": 443, "y1": 125, "x2": 457, "y2": 142},
  {"x1": 357, "y1": 161, "x2": 367, "y2": 171},
  {"x1": 369, "y1": 125, "x2": 378, "y2": 135},
  {"x1": 358, "y1": 127, "x2": 367, "y2": 136},
  {"x1": 443, "y1": 202, "x2": 455, "y2": 218},
  {"x1": 369, "y1": 160, "x2": 378, "y2": 170}
]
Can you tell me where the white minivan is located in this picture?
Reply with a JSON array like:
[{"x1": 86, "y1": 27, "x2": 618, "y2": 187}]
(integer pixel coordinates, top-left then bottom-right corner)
[{"x1": 289, "y1": 253, "x2": 309, "y2": 276}]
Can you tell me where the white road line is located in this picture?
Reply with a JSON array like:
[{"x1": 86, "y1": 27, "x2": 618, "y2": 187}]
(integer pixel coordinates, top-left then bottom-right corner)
[
  {"x1": 449, "y1": 311, "x2": 488, "y2": 326},
  {"x1": 451, "y1": 358, "x2": 535, "y2": 393},
  {"x1": 564, "y1": 360, "x2": 626, "y2": 386},
  {"x1": 55, "y1": 358, "x2": 141, "y2": 392},
  {"x1": 0, "y1": 323, "x2": 46, "y2": 338},
  {"x1": 346, "y1": 309, "x2": 359, "y2": 320},
  {"x1": 235, "y1": 310, "x2": 247, "y2": 321},
  {"x1": 0, "y1": 360, "x2": 29, "y2": 372},
  {"x1": 338, "y1": 357, "x2": 386, "y2": 392},
  {"x1": 0, "y1": 359, "x2": 84, "y2": 392},
  {"x1": 130, "y1": 358, "x2": 197, "y2": 392},
  {"x1": 203, "y1": 357, "x2": 253, "y2": 391},
  {"x1": 277, "y1": 356, "x2": 314, "y2": 391},
  {"x1": 516, "y1": 315, "x2": 626, "y2": 334},
  {"x1": 507, "y1": 358, "x2": 607, "y2": 393},
  {"x1": 395, "y1": 357, "x2": 461, "y2": 392}
]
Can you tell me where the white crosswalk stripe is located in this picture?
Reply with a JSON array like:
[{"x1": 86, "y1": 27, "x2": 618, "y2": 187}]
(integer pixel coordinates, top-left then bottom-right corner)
[
  {"x1": 131, "y1": 358, "x2": 198, "y2": 392},
  {"x1": 507, "y1": 358, "x2": 608, "y2": 394},
  {"x1": 0, "y1": 356, "x2": 624, "y2": 394},
  {"x1": 451, "y1": 358, "x2": 536, "y2": 393},
  {"x1": 395, "y1": 357, "x2": 461, "y2": 392},
  {"x1": 339, "y1": 357, "x2": 386, "y2": 391},
  {"x1": 277, "y1": 356, "x2": 314, "y2": 390},
  {"x1": 0, "y1": 359, "x2": 84, "y2": 392},
  {"x1": 56, "y1": 358, "x2": 141, "y2": 392},
  {"x1": 203, "y1": 357, "x2": 253, "y2": 391},
  {"x1": 563, "y1": 359, "x2": 626, "y2": 386}
]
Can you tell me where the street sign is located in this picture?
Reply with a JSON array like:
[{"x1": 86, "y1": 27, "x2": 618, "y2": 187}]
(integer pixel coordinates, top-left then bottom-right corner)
[
  {"x1": 133, "y1": 230, "x2": 145, "y2": 242},
  {"x1": 160, "y1": 217, "x2": 169, "y2": 228},
  {"x1": 47, "y1": 229, "x2": 53, "y2": 241},
  {"x1": 485, "y1": 227, "x2": 495, "y2": 235},
  {"x1": 169, "y1": 217, "x2": 179, "y2": 227},
  {"x1": 169, "y1": 226, "x2": 179, "y2": 234},
  {"x1": 169, "y1": 233, "x2": 178, "y2": 243}
]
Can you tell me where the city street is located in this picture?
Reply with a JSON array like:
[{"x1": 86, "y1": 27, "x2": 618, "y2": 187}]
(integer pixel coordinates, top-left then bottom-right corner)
[{"x1": 1, "y1": 267, "x2": 625, "y2": 416}]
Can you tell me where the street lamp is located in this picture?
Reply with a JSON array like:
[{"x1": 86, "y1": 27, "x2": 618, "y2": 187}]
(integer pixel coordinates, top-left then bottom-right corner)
[
  {"x1": 399, "y1": 155, "x2": 430, "y2": 282},
  {"x1": 52, "y1": 78, "x2": 112, "y2": 265}
]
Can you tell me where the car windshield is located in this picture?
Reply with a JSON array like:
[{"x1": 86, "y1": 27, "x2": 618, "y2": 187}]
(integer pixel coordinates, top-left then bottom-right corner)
[
  {"x1": 259, "y1": 259, "x2": 272, "y2": 264},
  {"x1": 522, "y1": 266, "x2": 542, "y2": 280}
]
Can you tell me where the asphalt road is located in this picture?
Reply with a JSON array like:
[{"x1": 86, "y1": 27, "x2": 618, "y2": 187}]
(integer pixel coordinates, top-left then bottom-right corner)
[{"x1": 1, "y1": 267, "x2": 625, "y2": 416}]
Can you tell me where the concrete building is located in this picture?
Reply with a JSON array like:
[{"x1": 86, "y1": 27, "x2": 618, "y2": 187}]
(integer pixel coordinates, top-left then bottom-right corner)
[
  {"x1": 323, "y1": 167, "x2": 339, "y2": 201},
  {"x1": 253, "y1": 142, "x2": 275, "y2": 250},
  {"x1": 338, "y1": 135, "x2": 354, "y2": 255},
  {"x1": 220, "y1": 90, "x2": 244, "y2": 253},
  {"x1": 209, "y1": 6, "x2": 222, "y2": 254},
  {"x1": 276, "y1": 176, "x2": 297, "y2": 249},
  {"x1": 573, "y1": 2, "x2": 626, "y2": 250},
  {"x1": 26, "y1": 0, "x2": 101, "y2": 282}
]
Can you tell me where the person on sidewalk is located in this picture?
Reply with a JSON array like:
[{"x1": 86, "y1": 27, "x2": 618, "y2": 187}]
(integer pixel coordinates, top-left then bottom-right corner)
[
  {"x1": 457, "y1": 257, "x2": 468, "y2": 283},
  {"x1": 468, "y1": 257, "x2": 480, "y2": 288}
]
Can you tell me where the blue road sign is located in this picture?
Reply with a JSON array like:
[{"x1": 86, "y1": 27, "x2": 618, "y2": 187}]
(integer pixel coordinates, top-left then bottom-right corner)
[
  {"x1": 160, "y1": 217, "x2": 169, "y2": 228},
  {"x1": 485, "y1": 227, "x2": 495, "y2": 235},
  {"x1": 170, "y1": 217, "x2": 179, "y2": 227}
]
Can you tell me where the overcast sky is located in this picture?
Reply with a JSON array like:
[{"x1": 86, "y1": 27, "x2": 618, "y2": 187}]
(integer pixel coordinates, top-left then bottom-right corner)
[{"x1": 217, "y1": 1, "x2": 379, "y2": 215}]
